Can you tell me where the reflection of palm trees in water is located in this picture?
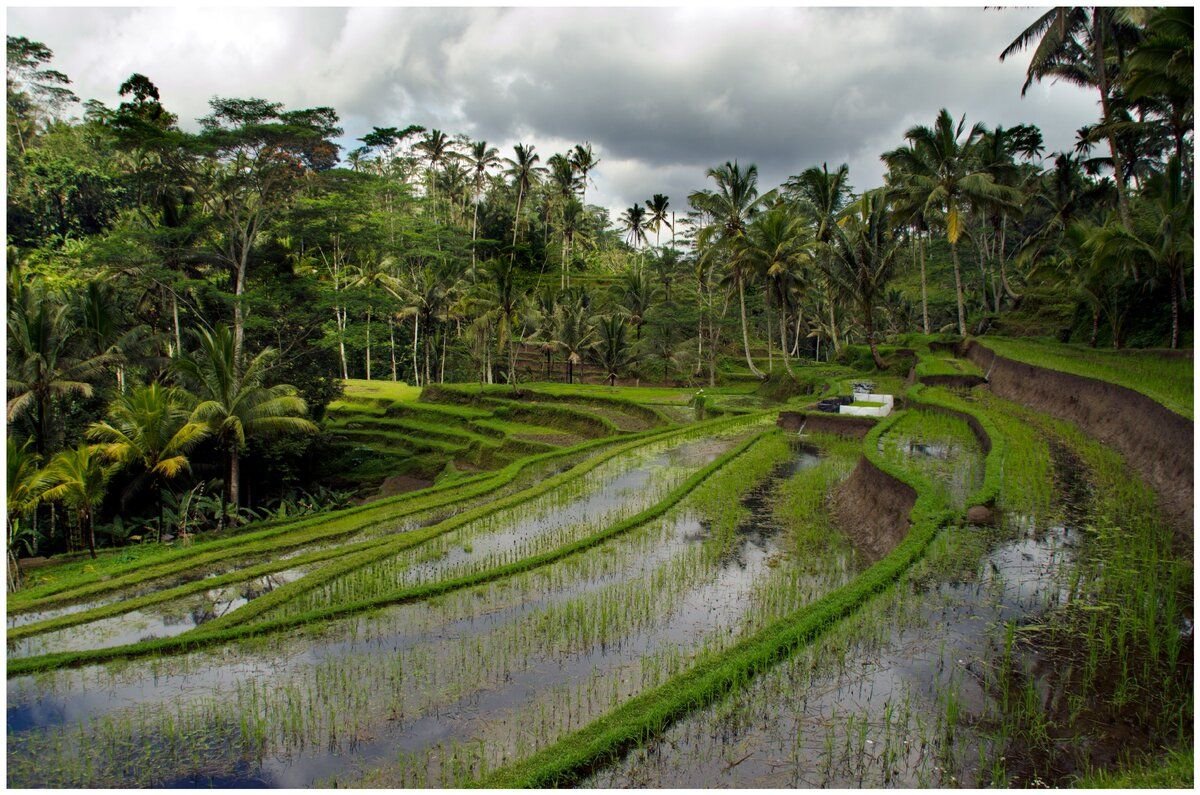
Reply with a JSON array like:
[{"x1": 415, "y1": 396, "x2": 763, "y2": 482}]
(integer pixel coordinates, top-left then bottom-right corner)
[{"x1": 191, "y1": 573, "x2": 286, "y2": 626}]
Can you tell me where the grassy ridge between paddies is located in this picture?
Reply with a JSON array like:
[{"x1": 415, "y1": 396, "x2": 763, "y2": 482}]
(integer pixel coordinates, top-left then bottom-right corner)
[
  {"x1": 9, "y1": 414, "x2": 753, "y2": 642},
  {"x1": 478, "y1": 406, "x2": 993, "y2": 788},
  {"x1": 8, "y1": 467, "x2": 497, "y2": 613},
  {"x1": 191, "y1": 412, "x2": 767, "y2": 634},
  {"x1": 976, "y1": 336, "x2": 1193, "y2": 420},
  {"x1": 904, "y1": 382, "x2": 1006, "y2": 509},
  {"x1": 7, "y1": 417, "x2": 771, "y2": 677},
  {"x1": 7, "y1": 421, "x2": 696, "y2": 637}
]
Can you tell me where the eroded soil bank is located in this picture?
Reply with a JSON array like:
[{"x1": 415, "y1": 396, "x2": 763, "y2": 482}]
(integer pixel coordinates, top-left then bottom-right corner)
[
  {"x1": 829, "y1": 457, "x2": 915, "y2": 563},
  {"x1": 777, "y1": 412, "x2": 876, "y2": 438},
  {"x1": 965, "y1": 340, "x2": 1193, "y2": 541}
]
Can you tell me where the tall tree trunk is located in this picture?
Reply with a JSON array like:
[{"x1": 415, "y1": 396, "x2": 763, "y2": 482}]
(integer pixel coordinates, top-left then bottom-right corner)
[
  {"x1": 172, "y1": 293, "x2": 182, "y2": 357},
  {"x1": 365, "y1": 306, "x2": 372, "y2": 380},
  {"x1": 1090, "y1": 306, "x2": 1100, "y2": 348},
  {"x1": 85, "y1": 512, "x2": 96, "y2": 559},
  {"x1": 865, "y1": 302, "x2": 885, "y2": 370},
  {"x1": 764, "y1": 283, "x2": 774, "y2": 373},
  {"x1": 1093, "y1": 14, "x2": 1134, "y2": 230},
  {"x1": 950, "y1": 241, "x2": 966, "y2": 336},
  {"x1": 919, "y1": 231, "x2": 930, "y2": 335},
  {"x1": 337, "y1": 307, "x2": 348, "y2": 380},
  {"x1": 1170, "y1": 267, "x2": 1181, "y2": 349},
  {"x1": 471, "y1": 190, "x2": 480, "y2": 269},
  {"x1": 737, "y1": 273, "x2": 764, "y2": 378},
  {"x1": 777, "y1": 283, "x2": 794, "y2": 376},
  {"x1": 510, "y1": 186, "x2": 525, "y2": 264},
  {"x1": 228, "y1": 447, "x2": 240, "y2": 513},
  {"x1": 390, "y1": 318, "x2": 398, "y2": 381},
  {"x1": 411, "y1": 314, "x2": 420, "y2": 387}
]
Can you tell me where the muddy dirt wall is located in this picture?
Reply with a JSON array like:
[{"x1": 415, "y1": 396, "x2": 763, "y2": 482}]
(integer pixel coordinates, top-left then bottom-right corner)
[
  {"x1": 830, "y1": 457, "x2": 917, "y2": 563},
  {"x1": 777, "y1": 412, "x2": 876, "y2": 438},
  {"x1": 965, "y1": 340, "x2": 1193, "y2": 540}
]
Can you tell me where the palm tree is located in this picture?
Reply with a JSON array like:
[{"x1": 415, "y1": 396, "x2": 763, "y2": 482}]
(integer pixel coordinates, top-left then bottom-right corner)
[
  {"x1": 463, "y1": 140, "x2": 501, "y2": 267},
  {"x1": 614, "y1": 267, "x2": 659, "y2": 342},
  {"x1": 645, "y1": 194, "x2": 672, "y2": 247},
  {"x1": 593, "y1": 315, "x2": 634, "y2": 386},
  {"x1": 1001, "y1": 7, "x2": 1141, "y2": 228},
  {"x1": 7, "y1": 438, "x2": 46, "y2": 589},
  {"x1": 349, "y1": 257, "x2": 401, "y2": 380},
  {"x1": 86, "y1": 383, "x2": 209, "y2": 541},
  {"x1": 7, "y1": 284, "x2": 110, "y2": 455},
  {"x1": 41, "y1": 444, "x2": 113, "y2": 558},
  {"x1": 415, "y1": 128, "x2": 455, "y2": 210},
  {"x1": 620, "y1": 204, "x2": 649, "y2": 252},
  {"x1": 883, "y1": 110, "x2": 1016, "y2": 336},
  {"x1": 569, "y1": 142, "x2": 600, "y2": 202},
  {"x1": 504, "y1": 143, "x2": 546, "y2": 263},
  {"x1": 689, "y1": 161, "x2": 774, "y2": 378},
  {"x1": 739, "y1": 206, "x2": 815, "y2": 375},
  {"x1": 1123, "y1": 7, "x2": 1194, "y2": 180},
  {"x1": 173, "y1": 325, "x2": 317, "y2": 515},
  {"x1": 1083, "y1": 157, "x2": 1192, "y2": 348},
  {"x1": 531, "y1": 291, "x2": 561, "y2": 379},
  {"x1": 475, "y1": 259, "x2": 525, "y2": 386},
  {"x1": 556, "y1": 300, "x2": 595, "y2": 384},
  {"x1": 827, "y1": 191, "x2": 902, "y2": 369},
  {"x1": 784, "y1": 163, "x2": 852, "y2": 354},
  {"x1": 559, "y1": 198, "x2": 589, "y2": 290},
  {"x1": 547, "y1": 153, "x2": 582, "y2": 201}
]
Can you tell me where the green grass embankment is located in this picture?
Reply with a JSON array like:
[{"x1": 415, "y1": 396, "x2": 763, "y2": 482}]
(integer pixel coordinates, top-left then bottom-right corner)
[{"x1": 977, "y1": 337, "x2": 1193, "y2": 420}]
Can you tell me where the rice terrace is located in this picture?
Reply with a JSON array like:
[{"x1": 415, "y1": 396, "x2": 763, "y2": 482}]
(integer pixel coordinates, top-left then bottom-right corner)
[{"x1": 4, "y1": 5, "x2": 1194, "y2": 790}]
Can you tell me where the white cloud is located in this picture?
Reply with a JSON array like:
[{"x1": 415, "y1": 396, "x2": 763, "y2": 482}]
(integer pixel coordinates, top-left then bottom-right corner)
[{"x1": 8, "y1": 6, "x2": 1100, "y2": 220}]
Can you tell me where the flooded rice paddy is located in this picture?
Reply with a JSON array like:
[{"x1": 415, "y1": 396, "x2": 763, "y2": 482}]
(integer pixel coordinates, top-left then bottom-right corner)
[{"x1": 8, "y1": 387, "x2": 1189, "y2": 788}]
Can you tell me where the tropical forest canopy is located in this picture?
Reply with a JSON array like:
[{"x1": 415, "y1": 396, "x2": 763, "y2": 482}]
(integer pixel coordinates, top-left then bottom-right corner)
[{"x1": 5, "y1": 7, "x2": 1193, "y2": 559}]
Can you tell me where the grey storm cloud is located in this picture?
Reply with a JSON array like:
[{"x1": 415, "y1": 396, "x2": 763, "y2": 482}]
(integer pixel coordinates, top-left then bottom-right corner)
[{"x1": 8, "y1": 5, "x2": 1100, "y2": 219}]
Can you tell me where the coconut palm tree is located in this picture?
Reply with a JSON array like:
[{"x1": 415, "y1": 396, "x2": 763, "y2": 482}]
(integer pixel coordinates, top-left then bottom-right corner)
[
  {"x1": 784, "y1": 163, "x2": 852, "y2": 354},
  {"x1": 1083, "y1": 157, "x2": 1192, "y2": 348},
  {"x1": 1001, "y1": 7, "x2": 1141, "y2": 228},
  {"x1": 41, "y1": 444, "x2": 113, "y2": 558},
  {"x1": 614, "y1": 267, "x2": 659, "y2": 342},
  {"x1": 415, "y1": 128, "x2": 456, "y2": 211},
  {"x1": 504, "y1": 143, "x2": 546, "y2": 263},
  {"x1": 620, "y1": 204, "x2": 649, "y2": 251},
  {"x1": 827, "y1": 191, "x2": 903, "y2": 369},
  {"x1": 739, "y1": 206, "x2": 815, "y2": 375},
  {"x1": 7, "y1": 283, "x2": 110, "y2": 455},
  {"x1": 462, "y1": 140, "x2": 501, "y2": 267},
  {"x1": 883, "y1": 110, "x2": 1017, "y2": 336},
  {"x1": 86, "y1": 383, "x2": 209, "y2": 541},
  {"x1": 558, "y1": 198, "x2": 589, "y2": 290},
  {"x1": 173, "y1": 325, "x2": 317, "y2": 515},
  {"x1": 1123, "y1": 7, "x2": 1193, "y2": 180},
  {"x1": 645, "y1": 193, "x2": 672, "y2": 247},
  {"x1": 689, "y1": 161, "x2": 774, "y2": 378},
  {"x1": 593, "y1": 315, "x2": 634, "y2": 386},
  {"x1": 7, "y1": 438, "x2": 46, "y2": 589},
  {"x1": 569, "y1": 142, "x2": 600, "y2": 202},
  {"x1": 474, "y1": 259, "x2": 525, "y2": 386},
  {"x1": 348, "y1": 257, "x2": 402, "y2": 380},
  {"x1": 556, "y1": 300, "x2": 595, "y2": 384}
]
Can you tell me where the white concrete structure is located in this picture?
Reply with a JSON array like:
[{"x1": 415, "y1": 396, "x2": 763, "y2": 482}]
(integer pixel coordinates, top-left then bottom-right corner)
[{"x1": 839, "y1": 393, "x2": 894, "y2": 418}]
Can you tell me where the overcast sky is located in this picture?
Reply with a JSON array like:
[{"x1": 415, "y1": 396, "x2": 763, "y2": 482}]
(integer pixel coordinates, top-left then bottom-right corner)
[{"x1": 8, "y1": 6, "x2": 1102, "y2": 221}]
